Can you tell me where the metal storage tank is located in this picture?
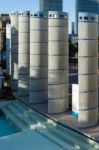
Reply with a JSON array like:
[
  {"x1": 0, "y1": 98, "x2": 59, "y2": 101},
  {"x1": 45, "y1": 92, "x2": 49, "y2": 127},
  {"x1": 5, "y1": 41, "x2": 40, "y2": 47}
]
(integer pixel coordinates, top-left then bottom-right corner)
[
  {"x1": 48, "y1": 11, "x2": 69, "y2": 114},
  {"x1": 30, "y1": 12, "x2": 48, "y2": 103},
  {"x1": 18, "y1": 11, "x2": 30, "y2": 98},
  {"x1": 10, "y1": 12, "x2": 19, "y2": 92},
  {"x1": 6, "y1": 24, "x2": 11, "y2": 76},
  {"x1": 78, "y1": 13, "x2": 98, "y2": 128}
]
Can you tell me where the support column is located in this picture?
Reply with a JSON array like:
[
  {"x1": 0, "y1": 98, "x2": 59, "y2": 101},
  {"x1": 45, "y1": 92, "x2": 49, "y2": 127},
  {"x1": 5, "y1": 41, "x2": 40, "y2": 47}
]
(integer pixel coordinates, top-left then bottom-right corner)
[
  {"x1": 29, "y1": 12, "x2": 48, "y2": 104},
  {"x1": 48, "y1": 11, "x2": 69, "y2": 114},
  {"x1": 18, "y1": 11, "x2": 30, "y2": 99},
  {"x1": 78, "y1": 13, "x2": 98, "y2": 128},
  {"x1": 10, "y1": 12, "x2": 19, "y2": 92}
]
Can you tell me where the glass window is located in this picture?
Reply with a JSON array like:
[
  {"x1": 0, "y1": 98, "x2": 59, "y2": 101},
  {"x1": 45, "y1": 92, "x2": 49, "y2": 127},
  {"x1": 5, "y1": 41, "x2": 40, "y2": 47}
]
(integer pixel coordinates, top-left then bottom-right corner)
[
  {"x1": 84, "y1": 16, "x2": 88, "y2": 20},
  {"x1": 60, "y1": 14, "x2": 64, "y2": 18},
  {"x1": 91, "y1": 17, "x2": 95, "y2": 21},
  {"x1": 39, "y1": 14, "x2": 44, "y2": 17},
  {"x1": 79, "y1": 16, "x2": 82, "y2": 19},
  {"x1": 49, "y1": 14, "x2": 52, "y2": 17},
  {"x1": 34, "y1": 14, "x2": 37, "y2": 17}
]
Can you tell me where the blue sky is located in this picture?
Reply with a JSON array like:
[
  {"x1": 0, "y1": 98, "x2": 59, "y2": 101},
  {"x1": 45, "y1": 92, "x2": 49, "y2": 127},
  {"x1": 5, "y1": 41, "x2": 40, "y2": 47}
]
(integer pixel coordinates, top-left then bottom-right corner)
[{"x1": 0, "y1": 0, "x2": 75, "y2": 32}]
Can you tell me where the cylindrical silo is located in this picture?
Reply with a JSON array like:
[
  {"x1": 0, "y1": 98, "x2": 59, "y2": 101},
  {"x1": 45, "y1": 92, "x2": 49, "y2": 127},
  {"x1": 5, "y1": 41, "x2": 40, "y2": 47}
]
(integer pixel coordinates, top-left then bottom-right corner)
[
  {"x1": 6, "y1": 24, "x2": 11, "y2": 76},
  {"x1": 10, "y1": 12, "x2": 19, "y2": 92},
  {"x1": 29, "y1": 12, "x2": 48, "y2": 104},
  {"x1": 78, "y1": 13, "x2": 98, "y2": 128},
  {"x1": 18, "y1": 11, "x2": 30, "y2": 98},
  {"x1": 48, "y1": 11, "x2": 69, "y2": 114}
]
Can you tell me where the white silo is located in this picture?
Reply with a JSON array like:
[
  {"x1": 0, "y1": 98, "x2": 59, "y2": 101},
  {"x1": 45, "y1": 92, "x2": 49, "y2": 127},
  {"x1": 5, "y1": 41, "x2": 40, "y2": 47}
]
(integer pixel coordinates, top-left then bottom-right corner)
[
  {"x1": 10, "y1": 12, "x2": 19, "y2": 92},
  {"x1": 30, "y1": 12, "x2": 48, "y2": 103},
  {"x1": 18, "y1": 11, "x2": 30, "y2": 99},
  {"x1": 48, "y1": 11, "x2": 69, "y2": 114},
  {"x1": 78, "y1": 13, "x2": 98, "y2": 128},
  {"x1": 6, "y1": 24, "x2": 11, "y2": 76}
]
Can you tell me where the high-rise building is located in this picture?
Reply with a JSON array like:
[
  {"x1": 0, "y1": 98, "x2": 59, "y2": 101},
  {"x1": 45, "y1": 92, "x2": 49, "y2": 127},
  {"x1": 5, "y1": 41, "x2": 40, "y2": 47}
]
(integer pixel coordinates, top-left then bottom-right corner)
[
  {"x1": 75, "y1": 0, "x2": 98, "y2": 34},
  {"x1": 71, "y1": 22, "x2": 76, "y2": 35},
  {"x1": 0, "y1": 14, "x2": 10, "y2": 68},
  {"x1": 39, "y1": 0, "x2": 63, "y2": 12}
]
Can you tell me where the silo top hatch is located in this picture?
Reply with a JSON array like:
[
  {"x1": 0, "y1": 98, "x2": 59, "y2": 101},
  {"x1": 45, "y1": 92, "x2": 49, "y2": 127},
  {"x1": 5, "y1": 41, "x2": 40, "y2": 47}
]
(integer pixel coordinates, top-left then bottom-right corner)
[
  {"x1": 48, "y1": 11, "x2": 68, "y2": 20},
  {"x1": 78, "y1": 12, "x2": 98, "y2": 23},
  {"x1": 31, "y1": 12, "x2": 47, "y2": 19},
  {"x1": 19, "y1": 11, "x2": 30, "y2": 16},
  {"x1": 10, "y1": 11, "x2": 19, "y2": 16}
]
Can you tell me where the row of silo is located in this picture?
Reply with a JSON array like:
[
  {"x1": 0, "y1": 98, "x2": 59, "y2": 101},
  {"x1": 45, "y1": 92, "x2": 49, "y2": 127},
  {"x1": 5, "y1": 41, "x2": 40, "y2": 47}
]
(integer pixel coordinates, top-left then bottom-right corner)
[
  {"x1": 9, "y1": 11, "x2": 98, "y2": 128},
  {"x1": 78, "y1": 13, "x2": 98, "y2": 128},
  {"x1": 29, "y1": 11, "x2": 69, "y2": 113},
  {"x1": 10, "y1": 11, "x2": 30, "y2": 98},
  {"x1": 9, "y1": 11, "x2": 69, "y2": 114}
]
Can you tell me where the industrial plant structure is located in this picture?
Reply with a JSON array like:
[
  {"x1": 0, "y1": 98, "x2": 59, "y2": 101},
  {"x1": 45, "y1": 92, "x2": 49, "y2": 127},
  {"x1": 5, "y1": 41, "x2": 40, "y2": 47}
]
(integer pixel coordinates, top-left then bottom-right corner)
[{"x1": 4, "y1": 9, "x2": 99, "y2": 130}]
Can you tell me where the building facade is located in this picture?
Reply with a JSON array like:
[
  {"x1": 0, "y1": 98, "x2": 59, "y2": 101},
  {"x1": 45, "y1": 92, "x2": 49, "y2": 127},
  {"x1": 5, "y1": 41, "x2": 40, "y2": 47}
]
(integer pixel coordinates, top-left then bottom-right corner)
[
  {"x1": 39, "y1": 0, "x2": 63, "y2": 12},
  {"x1": 0, "y1": 14, "x2": 10, "y2": 68},
  {"x1": 75, "y1": 0, "x2": 98, "y2": 34},
  {"x1": 71, "y1": 22, "x2": 76, "y2": 35}
]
